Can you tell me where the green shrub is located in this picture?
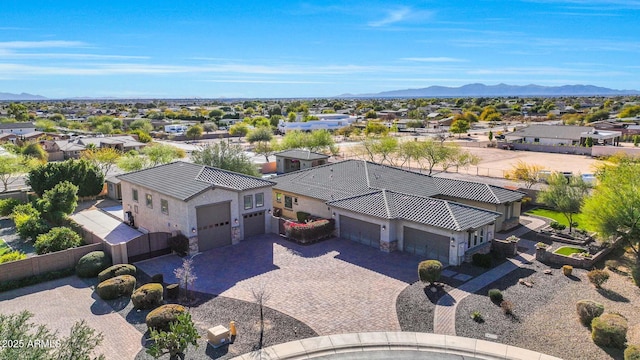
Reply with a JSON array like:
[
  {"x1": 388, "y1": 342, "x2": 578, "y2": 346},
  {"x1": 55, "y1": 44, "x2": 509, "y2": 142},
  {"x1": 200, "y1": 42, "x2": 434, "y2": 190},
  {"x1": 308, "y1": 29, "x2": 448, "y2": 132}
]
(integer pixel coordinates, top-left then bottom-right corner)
[
  {"x1": 418, "y1": 260, "x2": 443, "y2": 285},
  {"x1": 587, "y1": 269, "x2": 610, "y2": 288},
  {"x1": 150, "y1": 273, "x2": 164, "y2": 284},
  {"x1": 11, "y1": 203, "x2": 49, "y2": 241},
  {"x1": 472, "y1": 253, "x2": 492, "y2": 268},
  {"x1": 34, "y1": 227, "x2": 83, "y2": 255},
  {"x1": 577, "y1": 300, "x2": 605, "y2": 326},
  {"x1": 284, "y1": 219, "x2": 335, "y2": 244},
  {"x1": 76, "y1": 251, "x2": 112, "y2": 278},
  {"x1": 95, "y1": 275, "x2": 136, "y2": 300},
  {"x1": 488, "y1": 289, "x2": 503, "y2": 303},
  {"x1": 146, "y1": 304, "x2": 186, "y2": 331},
  {"x1": 296, "y1": 211, "x2": 311, "y2": 223},
  {"x1": 0, "y1": 250, "x2": 26, "y2": 263},
  {"x1": 132, "y1": 283, "x2": 164, "y2": 309},
  {"x1": 625, "y1": 345, "x2": 640, "y2": 360},
  {"x1": 0, "y1": 198, "x2": 21, "y2": 217},
  {"x1": 471, "y1": 311, "x2": 483, "y2": 323},
  {"x1": 168, "y1": 234, "x2": 189, "y2": 257},
  {"x1": 97, "y1": 264, "x2": 137, "y2": 282},
  {"x1": 550, "y1": 221, "x2": 566, "y2": 231},
  {"x1": 592, "y1": 313, "x2": 628, "y2": 349}
]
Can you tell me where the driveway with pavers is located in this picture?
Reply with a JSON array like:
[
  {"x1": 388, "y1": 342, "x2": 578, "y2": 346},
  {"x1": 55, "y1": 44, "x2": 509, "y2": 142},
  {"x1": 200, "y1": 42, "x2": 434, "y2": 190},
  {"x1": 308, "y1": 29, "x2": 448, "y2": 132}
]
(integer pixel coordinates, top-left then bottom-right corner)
[
  {"x1": 136, "y1": 234, "x2": 423, "y2": 335},
  {"x1": 0, "y1": 276, "x2": 142, "y2": 360}
]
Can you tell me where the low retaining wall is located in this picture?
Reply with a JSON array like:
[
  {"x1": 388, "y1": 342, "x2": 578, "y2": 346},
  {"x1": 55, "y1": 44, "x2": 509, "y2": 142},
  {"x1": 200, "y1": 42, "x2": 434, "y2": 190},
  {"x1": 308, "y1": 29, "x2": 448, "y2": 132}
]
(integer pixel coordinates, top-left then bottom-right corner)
[
  {"x1": 0, "y1": 190, "x2": 28, "y2": 202},
  {"x1": 0, "y1": 243, "x2": 103, "y2": 283},
  {"x1": 535, "y1": 242, "x2": 616, "y2": 268},
  {"x1": 504, "y1": 142, "x2": 593, "y2": 155},
  {"x1": 592, "y1": 145, "x2": 640, "y2": 158}
]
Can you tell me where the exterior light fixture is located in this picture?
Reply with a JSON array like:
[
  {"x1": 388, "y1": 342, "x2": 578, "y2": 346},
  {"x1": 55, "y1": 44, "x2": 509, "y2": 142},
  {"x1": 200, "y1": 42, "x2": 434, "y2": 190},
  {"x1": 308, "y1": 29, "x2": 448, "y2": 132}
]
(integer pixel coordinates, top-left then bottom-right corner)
[
  {"x1": 191, "y1": 227, "x2": 196, "y2": 234},
  {"x1": 234, "y1": 218, "x2": 239, "y2": 224},
  {"x1": 382, "y1": 225, "x2": 386, "y2": 231}
]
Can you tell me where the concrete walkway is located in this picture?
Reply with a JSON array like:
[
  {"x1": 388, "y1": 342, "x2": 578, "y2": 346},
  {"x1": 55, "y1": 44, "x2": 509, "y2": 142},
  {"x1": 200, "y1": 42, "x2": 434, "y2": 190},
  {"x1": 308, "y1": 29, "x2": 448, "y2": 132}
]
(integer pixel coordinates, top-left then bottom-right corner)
[{"x1": 433, "y1": 215, "x2": 546, "y2": 335}]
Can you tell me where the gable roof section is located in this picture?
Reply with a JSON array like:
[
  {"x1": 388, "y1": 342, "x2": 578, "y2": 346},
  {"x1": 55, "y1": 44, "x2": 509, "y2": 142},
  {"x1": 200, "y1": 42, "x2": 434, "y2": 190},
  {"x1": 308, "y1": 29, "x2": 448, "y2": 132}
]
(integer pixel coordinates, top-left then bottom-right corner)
[
  {"x1": 273, "y1": 159, "x2": 521, "y2": 204},
  {"x1": 328, "y1": 190, "x2": 500, "y2": 231},
  {"x1": 509, "y1": 125, "x2": 593, "y2": 140},
  {"x1": 274, "y1": 149, "x2": 329, "y2": 160},
  {"x1": 117, "y1": 161, "x2": 274, "y2": 201},
  {"x1": 0, "y1": 122, "x2": 35, "y2": 130},
  {"x1": 433, "y1": 177, "x2": 524, "y2": 204},
  {"x1": 196, "y1": 166, "x2": 274, "y2": 191}
]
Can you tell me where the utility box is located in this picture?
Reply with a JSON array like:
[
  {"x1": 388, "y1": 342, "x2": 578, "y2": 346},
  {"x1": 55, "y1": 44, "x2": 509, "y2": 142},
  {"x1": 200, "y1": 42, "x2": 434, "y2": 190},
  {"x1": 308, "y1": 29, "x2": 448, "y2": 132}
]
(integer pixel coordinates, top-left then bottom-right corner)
[{"x1": 207, "y1": 325, "x2": 230, "y2": 348}]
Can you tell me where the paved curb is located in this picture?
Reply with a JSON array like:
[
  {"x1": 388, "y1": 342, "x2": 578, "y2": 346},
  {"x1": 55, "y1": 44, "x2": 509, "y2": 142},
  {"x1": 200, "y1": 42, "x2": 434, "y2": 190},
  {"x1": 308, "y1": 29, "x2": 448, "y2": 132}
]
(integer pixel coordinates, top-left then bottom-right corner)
[{"x1": 230, "y1": 332, "x2": 563, "y2": 360}]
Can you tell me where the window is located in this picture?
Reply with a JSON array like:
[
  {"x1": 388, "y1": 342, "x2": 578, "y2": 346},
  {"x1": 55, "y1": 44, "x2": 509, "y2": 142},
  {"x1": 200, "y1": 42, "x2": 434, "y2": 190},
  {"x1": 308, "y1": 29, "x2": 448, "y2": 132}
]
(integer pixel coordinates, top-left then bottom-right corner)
[
  {"x1": 132, "y1": 189, "x2": 138, "y2": 202},
  {"x1": 255, "y1": 193, "x2": 264, "y2": 207},
  {"x1": 161, "y1": 199, "x2": 169, "y2": 215},
  {"x1": 146, "y1": 194, "x2": 153, "y2": 208},
  {"x1": 467, "y1": 232, "x2": 472, "y2": 248},
  {"x1": 276, "y1": 193, "x2": 282, "y2": 203},
  {"x1": 480, "y1": 229, "x2": 484, "y2": 243},
  {"x1": 473, "y1": 230, "x2": 478, "y2": 246},
  {"x1": 284, "y1": 195, "x2": 293, "y2": 209},
  {"x1": 244, "y1": 195, "x2": 253, "y2": 210}
]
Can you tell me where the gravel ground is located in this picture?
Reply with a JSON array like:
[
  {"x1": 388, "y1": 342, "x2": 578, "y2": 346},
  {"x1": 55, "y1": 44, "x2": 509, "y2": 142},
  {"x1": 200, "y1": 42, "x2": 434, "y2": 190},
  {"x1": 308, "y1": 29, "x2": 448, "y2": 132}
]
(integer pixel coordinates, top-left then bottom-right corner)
[
  {"x1": 396, "y1": 281, "x2": 452, "y2": 333},
  {"x1": 92, "y1": 271, "x2": 317, "y2": 360},
  {"x1": 0, "y1": 218, "x2": 36, "y2": 256},
  {"x1": 455, "y1": 262, "x2": 640, "y2": 360}
]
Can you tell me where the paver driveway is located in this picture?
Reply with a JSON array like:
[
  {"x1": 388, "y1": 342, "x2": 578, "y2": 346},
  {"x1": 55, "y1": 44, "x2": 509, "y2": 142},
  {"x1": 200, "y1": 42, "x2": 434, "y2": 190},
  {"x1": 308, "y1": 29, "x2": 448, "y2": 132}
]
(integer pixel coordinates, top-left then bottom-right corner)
[
  {"x1": 0, "y1": 276, "x2": 142, "y2": 360},
  {"x1": 136, "y1": 234, "x2": 422, "y2": 335}
]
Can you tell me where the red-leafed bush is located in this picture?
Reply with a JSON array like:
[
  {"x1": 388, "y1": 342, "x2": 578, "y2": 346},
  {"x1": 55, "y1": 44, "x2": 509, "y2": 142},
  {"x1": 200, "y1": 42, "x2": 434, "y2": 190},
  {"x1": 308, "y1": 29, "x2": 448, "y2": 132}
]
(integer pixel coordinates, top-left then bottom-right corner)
[{"x1": 284, "y1": 219, "x2": 334, "y2": 244}]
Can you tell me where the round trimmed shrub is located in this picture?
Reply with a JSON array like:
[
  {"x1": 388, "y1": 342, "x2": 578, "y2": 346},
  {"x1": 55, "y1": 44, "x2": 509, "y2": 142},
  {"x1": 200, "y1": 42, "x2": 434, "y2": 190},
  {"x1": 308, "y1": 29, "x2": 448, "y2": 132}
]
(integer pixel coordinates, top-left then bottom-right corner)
[
  {"x1": 76, "y1": 251, "x2": 112, "y2": 278},
  {"x1": 576, "y1": 300, "x2": 605, "y2": 326},
  {"x1": 587, "y1": 269, "x2": 610, "y2": 288},
  {"x1": 132, "y1": 283, "x2": 164, "y2": 309},
  {"x1": 592, "y1": 313, "x2": 628, "y2": 349},
  {"x1": 96, "y1": 275, "x2": 136, "y2": 300},
  {"x1": 488, "y1": 288, "x2": 503, "y2": 303},
  {"x1": 625, "y1": 345, "x2": 640, "y2": 360},
  {"x1": 98, "y1": 264, "x2": 137, "y2": 282},
  {"x1": 145, "y1": 304, "x2": 186, "y2": 331},
  {"x1": 418, "y1": 260, "x2": 443, "y2": 285}
]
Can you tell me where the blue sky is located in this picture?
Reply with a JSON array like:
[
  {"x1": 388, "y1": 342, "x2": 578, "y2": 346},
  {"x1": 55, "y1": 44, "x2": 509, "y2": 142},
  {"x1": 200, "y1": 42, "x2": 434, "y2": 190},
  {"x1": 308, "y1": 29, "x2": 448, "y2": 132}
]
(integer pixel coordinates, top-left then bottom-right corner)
[{"x1": 1, "y1": 0, "x2": 639, "y2": 98}]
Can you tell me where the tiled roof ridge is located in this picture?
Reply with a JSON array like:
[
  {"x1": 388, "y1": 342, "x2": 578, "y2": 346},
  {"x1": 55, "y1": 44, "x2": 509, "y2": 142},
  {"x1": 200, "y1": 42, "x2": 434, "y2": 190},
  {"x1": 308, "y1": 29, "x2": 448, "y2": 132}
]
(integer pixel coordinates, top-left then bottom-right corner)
[
  {"x1": 363, "y1": 160, "x2": 372, "y2": 188},
  {"x1": 443, "y1": 201, "x2": 462, "y2": 231},
  {"x1": 198, "y1": 163, "x2": 276, "y2": 184},
  {"x1": 117, "y1": 160, "x2": 199, "y2": 179},
  {"x1": 381, "y1": 189, "x2": 394, "y2": 218},
  {"x1": 485, "y1": 183, "x2": 500, "y2": 204}
]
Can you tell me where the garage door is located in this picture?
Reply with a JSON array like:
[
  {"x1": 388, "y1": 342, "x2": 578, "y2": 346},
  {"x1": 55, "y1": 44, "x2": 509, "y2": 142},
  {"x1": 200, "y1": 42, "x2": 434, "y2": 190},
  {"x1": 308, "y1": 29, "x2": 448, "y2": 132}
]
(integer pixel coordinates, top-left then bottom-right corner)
[
  {"x1": 403, "y1": 227, "x2": 450, "y2": 265},
  {"x1": 243, "y1": 211, "x2": 265, "y2": 238},
  {"x1": 340, "y1": 215, "x2": 380, "y2": 248},
  {"x1": 196, "y1": 202, "x2": 231, "y2": 252}
]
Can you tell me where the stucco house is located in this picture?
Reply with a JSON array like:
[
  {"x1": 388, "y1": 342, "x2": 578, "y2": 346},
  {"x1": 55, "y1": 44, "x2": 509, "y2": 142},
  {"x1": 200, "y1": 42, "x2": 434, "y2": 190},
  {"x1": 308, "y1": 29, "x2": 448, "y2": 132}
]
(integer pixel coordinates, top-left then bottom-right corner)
[
  {"x1": 117, "y1": 161, "x2": 275, "y2": 253},
  {"x1": 271, "y1": 160, "x2": 524, "y2": 266},
  {"x1": 274, "y1": 149, "x2": 329, "y2": 174},
  {"x1": 0, "y1": 122, "x2": 36, "y2": 135},
  {"x1": 506, "y1": 125, "x2": 621, "y2": 146}
]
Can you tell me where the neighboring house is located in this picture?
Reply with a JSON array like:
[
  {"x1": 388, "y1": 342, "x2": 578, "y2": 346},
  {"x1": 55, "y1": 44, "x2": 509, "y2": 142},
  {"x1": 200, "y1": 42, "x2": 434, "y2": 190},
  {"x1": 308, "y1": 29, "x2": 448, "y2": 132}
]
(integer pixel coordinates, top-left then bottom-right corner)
[
  {"x1": 277, "y1": 114, "x2": 358, "y2": 133},
  {"x1": 77, "y1": 135, "x2": 146, "y2": 152},
  {"x1": 21, "y1": 131, "x2": 46, "y2": 142},
  {"x1": 52, "y1": 140, "x2": 87, "y2": 159},
  {"x1": 506, "y1": 125, "x2": 621, "y2": 146},
  {"x1": 106, "y1": 176, "x2": 122, "y2": 200},
  {"x1": 274, "y1": 149, "x2": 329, "y2": 174},
  {"x1": 0, "y1": 133, "x2": 18, "y2": 144},
  {"x1": 117, "y1": 161, "x2": 275, "y2": 253},
  {"x1": 0, "y1": 122, "x2": 36, "y2": 135},
  {"x1": 164, "y1": 124, "x2": 189, "y2": 134},
  {"x1": 271, "y1": 160, "x2": 524, "y2": 266}
]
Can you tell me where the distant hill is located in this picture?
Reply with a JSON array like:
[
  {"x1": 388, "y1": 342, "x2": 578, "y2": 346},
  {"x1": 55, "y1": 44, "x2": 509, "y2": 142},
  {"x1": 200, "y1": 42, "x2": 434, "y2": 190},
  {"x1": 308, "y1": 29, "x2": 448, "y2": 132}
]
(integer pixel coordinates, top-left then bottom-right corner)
[
  {"x1": 344, "y1": 83, "x2": 640, "y2": 98},
  {"x1": 0, "y1": 92, "x2": 48, "y2": 100}
]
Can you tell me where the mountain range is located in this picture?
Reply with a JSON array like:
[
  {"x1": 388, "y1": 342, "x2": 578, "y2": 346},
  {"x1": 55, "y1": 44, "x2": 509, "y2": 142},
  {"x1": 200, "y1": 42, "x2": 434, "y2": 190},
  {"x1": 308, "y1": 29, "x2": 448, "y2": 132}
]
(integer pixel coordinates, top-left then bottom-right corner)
[
  {"x1": 0, "y1": 92, "x2": 48, "y2": 100},
  {"x1": 341, "y1": 83, "x2": 640, "y2": 98}
]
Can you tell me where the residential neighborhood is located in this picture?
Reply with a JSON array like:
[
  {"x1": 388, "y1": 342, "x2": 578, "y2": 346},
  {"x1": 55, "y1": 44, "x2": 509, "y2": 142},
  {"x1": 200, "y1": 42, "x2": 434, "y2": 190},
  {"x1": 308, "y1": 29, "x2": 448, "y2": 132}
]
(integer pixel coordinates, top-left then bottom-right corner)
[{"x1": 1, "y1": 95, "x2": 640, "y2": 360}]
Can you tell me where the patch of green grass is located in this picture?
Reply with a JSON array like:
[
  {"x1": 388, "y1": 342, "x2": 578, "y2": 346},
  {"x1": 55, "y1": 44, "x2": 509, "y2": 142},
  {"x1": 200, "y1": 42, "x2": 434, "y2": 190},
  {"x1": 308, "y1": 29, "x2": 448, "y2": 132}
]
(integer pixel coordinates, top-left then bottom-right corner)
[
  {"x1": 554, "y1": 246, "x2": 587, "y2": 256},
  {"x1": 525, "y1": 208, "x2": 596, "y2": 232}
]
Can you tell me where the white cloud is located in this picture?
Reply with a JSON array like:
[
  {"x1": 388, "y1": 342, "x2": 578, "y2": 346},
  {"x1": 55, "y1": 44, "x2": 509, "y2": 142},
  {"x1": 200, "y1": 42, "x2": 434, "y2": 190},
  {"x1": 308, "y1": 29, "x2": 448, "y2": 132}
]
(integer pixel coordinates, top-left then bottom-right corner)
[
  {"x1": 368, "y1": 7, "x2": 411, "y2": 27},
  {"x1": 401, "y1": 57, "x2": 468, "y2": 63},
  {"x1": 0, "y1": 40, "x2": 85, "y2": 49}
]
